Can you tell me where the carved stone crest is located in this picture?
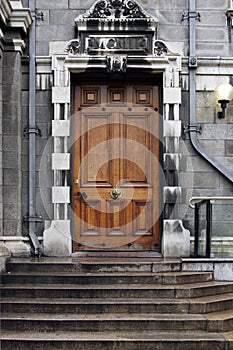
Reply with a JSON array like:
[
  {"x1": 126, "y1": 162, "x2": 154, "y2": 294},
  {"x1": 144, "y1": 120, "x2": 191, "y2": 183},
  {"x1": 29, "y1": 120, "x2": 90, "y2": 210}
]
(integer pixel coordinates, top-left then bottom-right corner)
[
  {"x1": 106, "y1": 55, "x2": 127, "y2": 72},
  {"x1": 77, "y1": 0, "x2": 156, "y2": 21}
]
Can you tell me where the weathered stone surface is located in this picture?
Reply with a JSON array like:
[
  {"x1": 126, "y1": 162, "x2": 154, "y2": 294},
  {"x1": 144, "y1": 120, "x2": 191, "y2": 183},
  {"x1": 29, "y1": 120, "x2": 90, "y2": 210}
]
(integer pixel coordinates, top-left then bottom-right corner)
[
  {"x1": 52, "y1": 153, "x2": 70, "y2": 170},
  {"x1": 196, "y1": 0, "x2": 228, "y2": 9},
  {"x1": 50, "y1": 10, "x2": 79, "y2": 25},
  {"x1": 163, "y1": 87, "x2": 181, "y2": 104},
  {"x1": 52, "y1": 120, "x2": 70, "y2": 137},
  {"x1": 69, "y1": 0, "x2": 98, "y2": 9},
  {"x1": 162, "y1": 220, "x2": 190, "y2": 258},
  {"x1": 36, "y1": 25, "x2": 75, "y2": 43},
  {"x1": 164, "y1": 153, "x2": 181, "y2": 171},
  {"x1": 4, "y1": 241, "x2": 31, "y2": 257},
  {"x1": 179, "y1": 172, "x2": 219, "y2": 189},
  {"x1": 0, "y1": 245, "x2": 10, "y2": 273},
  {"x1": 43, "y1": 220, "x2": 72, "y2": 256},
  {"x1": 164, "y1": 187, "x2": 181, "y2": 204},
  {"x1": 226, "y1": 141, "x2": 233, "y2": 156},
  {"x1": 214, "y1": 263, "x2": 233, "y2": 281},
  {"x1": 52, "y1": 87, "x2": 70, "y2": 104},
  {"x1": 36, "y1": 0, "x2": 69, "y2": 9},
  {"x1": 52, "y1": 186, "x2": 70, "y2": 204},
  {"x1": 163, "y1": 121, "x2": 182, "y2": 138}
]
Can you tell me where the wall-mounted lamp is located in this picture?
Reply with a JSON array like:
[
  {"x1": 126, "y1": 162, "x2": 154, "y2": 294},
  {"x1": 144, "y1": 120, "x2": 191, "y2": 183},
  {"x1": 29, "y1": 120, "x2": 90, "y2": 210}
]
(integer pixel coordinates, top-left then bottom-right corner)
[{"x1": 214, "y1": 83, "x2": 233, "y2": 118}]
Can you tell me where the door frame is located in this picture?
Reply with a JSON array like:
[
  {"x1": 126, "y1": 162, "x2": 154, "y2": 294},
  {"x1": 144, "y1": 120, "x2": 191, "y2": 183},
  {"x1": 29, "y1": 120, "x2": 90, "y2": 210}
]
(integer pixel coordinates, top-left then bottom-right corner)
[
  {"x1": 71, "y1": 75, "x2": 163, "y2": 251},
  {"x1": 44, "y1": 42, "x2": 184, "y2": 257}
]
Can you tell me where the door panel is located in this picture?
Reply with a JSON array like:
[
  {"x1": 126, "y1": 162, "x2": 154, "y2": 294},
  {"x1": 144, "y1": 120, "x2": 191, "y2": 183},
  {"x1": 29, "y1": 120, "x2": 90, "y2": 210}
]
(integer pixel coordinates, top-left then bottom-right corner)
[{"x1": 73, "y1": 82, "x2": 160, "y2": 250}]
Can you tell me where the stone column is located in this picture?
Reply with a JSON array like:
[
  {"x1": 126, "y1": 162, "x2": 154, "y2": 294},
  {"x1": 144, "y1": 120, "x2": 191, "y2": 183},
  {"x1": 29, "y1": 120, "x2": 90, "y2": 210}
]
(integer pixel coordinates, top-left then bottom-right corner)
[{"x1": 2, "y1": 45, "x2": 30, "y2": 256}]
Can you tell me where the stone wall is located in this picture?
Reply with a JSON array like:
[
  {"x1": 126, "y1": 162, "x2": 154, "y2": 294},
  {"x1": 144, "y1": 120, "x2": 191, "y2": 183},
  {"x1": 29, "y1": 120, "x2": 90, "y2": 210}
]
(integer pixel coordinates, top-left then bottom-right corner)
[
  {"x1": 0, "y1": 44, "x2": 2, "y2": 237},
  {"x1": 22, "y1": 0, "x2": 231, "y2": 57},
  {"x1": 1, "y1": 0, "x2": 233, "y2": 257},
  {"x1": 33, "y1": 0, "x2": 233, "y2": 255}
]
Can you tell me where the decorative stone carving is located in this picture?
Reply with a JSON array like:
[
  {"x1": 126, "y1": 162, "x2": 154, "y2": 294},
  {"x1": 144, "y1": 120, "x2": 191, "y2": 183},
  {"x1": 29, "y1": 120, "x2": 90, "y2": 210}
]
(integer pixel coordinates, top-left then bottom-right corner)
[
  {"x1": 77, "y1": 0, "x2": 155, "y2": 21},
  {"x1": 65, "y1": 40, "x2": 81, "y2": 55},
  {"x1": 106, "y1": 55, "x2": 127, "y2": 72},
  {"x1": 154, "y1": 41, "x2": 168, "y2": 57}
]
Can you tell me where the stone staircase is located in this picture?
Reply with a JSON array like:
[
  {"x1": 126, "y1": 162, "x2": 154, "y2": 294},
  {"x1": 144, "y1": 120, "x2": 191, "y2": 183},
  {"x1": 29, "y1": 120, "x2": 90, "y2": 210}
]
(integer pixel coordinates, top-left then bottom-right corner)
[{"x1": 1, "y1": 257, "x2": 233, "y2": 350}]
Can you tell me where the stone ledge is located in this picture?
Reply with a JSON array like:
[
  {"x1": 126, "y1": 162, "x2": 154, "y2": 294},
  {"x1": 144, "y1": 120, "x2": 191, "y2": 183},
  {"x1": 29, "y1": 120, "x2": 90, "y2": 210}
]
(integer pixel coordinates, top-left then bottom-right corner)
[
  {"x1": 0, "y1": 0, "x2": 32, "y2": 33},
  {"x1": 182, "y1": 258, "x2": 233, "y2": 281}
]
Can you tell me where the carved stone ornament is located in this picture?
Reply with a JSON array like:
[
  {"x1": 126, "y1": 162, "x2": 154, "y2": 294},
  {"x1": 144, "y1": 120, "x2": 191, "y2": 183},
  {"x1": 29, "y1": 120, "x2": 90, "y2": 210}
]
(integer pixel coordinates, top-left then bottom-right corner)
[
  {"x1": 65, "y1": 40, "x2": 81, "y2": 55},
  {"x1": 77, "y1": 0, "x2": 156, "y2": 21},
  {"x1": 154, "y1": 41, "x2": 168, "y2": 57},
  {"x1": 106, "y1": 55, "x2": 127, "y2": 73}
]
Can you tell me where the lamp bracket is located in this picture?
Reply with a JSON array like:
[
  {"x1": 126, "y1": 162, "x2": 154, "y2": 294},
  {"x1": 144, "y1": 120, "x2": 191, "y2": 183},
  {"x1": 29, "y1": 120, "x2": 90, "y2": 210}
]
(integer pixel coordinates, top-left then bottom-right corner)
[
  {"x1": 181, "y1": 11, "x2": 201, "y2": 22},
  {"x1": 183, "y1": 123, "x2": 202, "y2": 134}
]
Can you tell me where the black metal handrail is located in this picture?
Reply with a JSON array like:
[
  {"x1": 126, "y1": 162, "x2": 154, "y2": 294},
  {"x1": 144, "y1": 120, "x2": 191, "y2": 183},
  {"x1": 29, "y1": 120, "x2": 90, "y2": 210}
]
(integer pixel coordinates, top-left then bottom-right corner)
[{"x1": 189, "y1": 197, "x2": 233, "y2": 258}]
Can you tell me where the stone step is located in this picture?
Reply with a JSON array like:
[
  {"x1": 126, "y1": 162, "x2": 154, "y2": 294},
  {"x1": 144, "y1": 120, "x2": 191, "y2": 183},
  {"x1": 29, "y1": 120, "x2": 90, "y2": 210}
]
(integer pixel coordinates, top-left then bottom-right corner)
[
  {"x1": 6, "y1": 257, "x2": 181, "y2": 273},
  {"x1": 1, "y1": 313, "x2": 208, "y2": 332},
  {"x1": 2, "y1": 293, "x2": 233, "y2": 315},
  {"x1": 1, "y1": 281, "x2": 233, "y2": 299},
  {"x1": 0, "y1": 330, "x2": 229, "y2": 350},
  {"x1": 0, "y1": 297, "x2": 191, "y2": 314},
  {"x1": 189, "y1": 293, "x2": 233, "y2": 313},
  {"x1": 2, "y1": 311, "x2": 232, "y2": 333},
  {"x1": 1, "y1": 271, "x2": 213, "y2": 285},
  {"x1": 206, "y1": 309, "x2": 233, "y2": 332}
]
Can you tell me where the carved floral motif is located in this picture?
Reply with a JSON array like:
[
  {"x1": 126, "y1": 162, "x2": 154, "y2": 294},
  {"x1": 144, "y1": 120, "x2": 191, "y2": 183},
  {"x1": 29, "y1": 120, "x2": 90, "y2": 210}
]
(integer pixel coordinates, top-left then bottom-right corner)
[
  {"x1": 80, "y1": 0, "x2": 151, "y2": 20},
  {"x1": 154, "y1": 41, "x2": 168, "y2": 57},
  {"x1": 65, "y1": 40, "x2": 81, "y2": 55}
]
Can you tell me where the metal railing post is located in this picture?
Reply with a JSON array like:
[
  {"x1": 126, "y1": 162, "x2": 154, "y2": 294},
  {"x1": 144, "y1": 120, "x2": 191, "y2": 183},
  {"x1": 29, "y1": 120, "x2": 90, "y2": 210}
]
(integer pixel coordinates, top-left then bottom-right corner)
[{"x1": 194, "y1": 202, "x2": 199, "y2": 257}]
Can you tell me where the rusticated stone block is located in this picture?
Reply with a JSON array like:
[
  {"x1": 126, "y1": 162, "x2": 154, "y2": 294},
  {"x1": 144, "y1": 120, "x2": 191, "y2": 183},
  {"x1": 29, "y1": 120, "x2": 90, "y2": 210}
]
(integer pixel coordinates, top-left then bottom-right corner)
[
  {"x1": 164, "y1": 153, "x2": 181, "y2": 171},
  {"x1": 164, "y1": 186, "x2": 181, "y2": 204},
  {"x1": 43, "y1": 220, "x2": 72, "y2": 257},
  {"x1": 52, "y1": 186, "x2": 70, "y2": 204},
  {"x1": 162, "y1": 220, "x2": 190, "y2": 258}
]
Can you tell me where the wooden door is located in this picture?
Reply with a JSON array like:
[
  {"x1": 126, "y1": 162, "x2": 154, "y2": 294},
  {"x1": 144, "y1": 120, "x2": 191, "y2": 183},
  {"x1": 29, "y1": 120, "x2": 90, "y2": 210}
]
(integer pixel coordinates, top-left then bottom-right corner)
[{"x1": 73, "y1": 82, "x2": 160, "y2": 250}]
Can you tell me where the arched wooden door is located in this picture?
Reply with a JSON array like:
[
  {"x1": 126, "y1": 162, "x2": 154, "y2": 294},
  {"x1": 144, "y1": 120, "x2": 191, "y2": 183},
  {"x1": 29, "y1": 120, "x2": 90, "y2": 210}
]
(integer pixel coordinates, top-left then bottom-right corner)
[{"x1": 73, "y1": 81, "x2": 161, "y2": 251}]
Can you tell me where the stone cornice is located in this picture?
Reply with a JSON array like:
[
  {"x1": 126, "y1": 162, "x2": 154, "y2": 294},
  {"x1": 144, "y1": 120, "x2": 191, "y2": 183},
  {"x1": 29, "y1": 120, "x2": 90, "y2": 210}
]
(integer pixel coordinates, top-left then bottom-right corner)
[
  {"x1": 0, "y1": 0, "x2": 32, "y2": 33},
  {"x1": 181, "y1": 56, "x2": 233, "y2": 75},
  {"x1": 0, "y1": 0, "x2": 11, "y2": 25},
  {"x1": 3, "y1": 38, "x2": 25, "y2": 53}
]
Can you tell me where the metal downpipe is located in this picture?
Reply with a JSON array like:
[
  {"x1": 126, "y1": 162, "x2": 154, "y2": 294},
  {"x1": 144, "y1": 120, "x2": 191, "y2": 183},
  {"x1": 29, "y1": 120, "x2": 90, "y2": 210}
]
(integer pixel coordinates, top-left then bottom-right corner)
[
  {"x1": 28, "y1": 0, "x2": 41, "y2": 255},
  {"x1": 188, "y1": 0, "x2": 233, "y2": 183}
]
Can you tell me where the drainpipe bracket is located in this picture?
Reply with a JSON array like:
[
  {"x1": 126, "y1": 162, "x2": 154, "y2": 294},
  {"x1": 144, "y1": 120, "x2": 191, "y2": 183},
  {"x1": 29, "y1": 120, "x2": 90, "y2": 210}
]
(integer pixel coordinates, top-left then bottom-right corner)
[
  {"x1": 189, "y1": 56, "x2": 198, "y2": 68},
  {"x1": 34, "y1": 11, "x2": 44, "y2": 21},
  {"x1": 23, "y1": 215, "x2": 43, "y2": 223},
  {"x1": 181, "y1": 11, "x2": 201, "y2": 22},
  {"x1": 183, "y1": 123, "x2": 202, "y2": 135},
  {"x1": 23, "y1": 126, "x2": 42, "y2": 137}
]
